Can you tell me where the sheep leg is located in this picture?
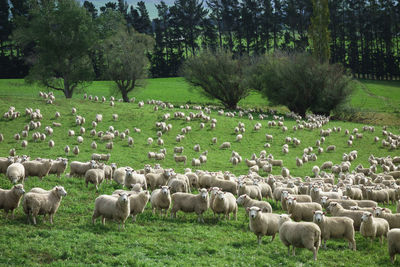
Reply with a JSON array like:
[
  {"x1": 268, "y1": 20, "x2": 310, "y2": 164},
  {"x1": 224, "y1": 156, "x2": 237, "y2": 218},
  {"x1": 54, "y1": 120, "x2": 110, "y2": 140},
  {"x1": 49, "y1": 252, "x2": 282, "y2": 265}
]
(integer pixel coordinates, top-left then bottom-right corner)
[
  {"x1": 3, "y1": 211, "x2": 8, "y2": 220},
  {"x1": 270, "y1": 234, "x2": 275, "y2": 242},
  {"x1": 313, "y1": 247, "x2": 317, "y2": 261},
  {"x1": 101, "y1": 216, "x2": 106, "y2": 225},
  {"x1": 32, "y1": 215, "x2": 37, "y2": 225},
  {"x1": 49, "y1": 214, "x2": 54, "y2": 225},
  {"x1": 257, "y1": 235, "x2": 262, "y2": 245},
  {"x1": 287, "y1": 246, "x2": 291, "y2": 256},
  {"x1": 131, "y1": 215, "x2": 137, "y2": 223},
  {"x1": 323, "y1": 240, "x2": 327, "y2": 249}
]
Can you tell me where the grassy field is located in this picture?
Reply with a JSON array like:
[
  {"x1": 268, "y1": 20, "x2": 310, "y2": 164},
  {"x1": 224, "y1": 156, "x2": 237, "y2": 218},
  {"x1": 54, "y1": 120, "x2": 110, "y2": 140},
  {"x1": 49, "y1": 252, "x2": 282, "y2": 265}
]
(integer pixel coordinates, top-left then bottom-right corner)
[{"x1": 0, "y1": 79, "x2": 399, "y2": 266}]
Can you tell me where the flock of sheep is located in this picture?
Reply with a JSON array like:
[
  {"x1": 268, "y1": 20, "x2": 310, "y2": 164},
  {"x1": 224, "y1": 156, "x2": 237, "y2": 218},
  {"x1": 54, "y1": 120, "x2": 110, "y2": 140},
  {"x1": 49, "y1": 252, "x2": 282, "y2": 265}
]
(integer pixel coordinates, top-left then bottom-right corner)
[{"x1": 1, "y1": 91, "x2": 400, "y2": 263}]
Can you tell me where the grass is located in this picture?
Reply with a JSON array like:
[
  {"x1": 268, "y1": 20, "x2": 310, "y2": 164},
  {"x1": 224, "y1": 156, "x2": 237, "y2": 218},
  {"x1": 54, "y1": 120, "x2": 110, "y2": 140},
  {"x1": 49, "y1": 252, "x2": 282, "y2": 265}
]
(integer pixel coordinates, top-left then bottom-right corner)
[{"x1": 0, "y1": 78, "x2": 399, "y2": 266}]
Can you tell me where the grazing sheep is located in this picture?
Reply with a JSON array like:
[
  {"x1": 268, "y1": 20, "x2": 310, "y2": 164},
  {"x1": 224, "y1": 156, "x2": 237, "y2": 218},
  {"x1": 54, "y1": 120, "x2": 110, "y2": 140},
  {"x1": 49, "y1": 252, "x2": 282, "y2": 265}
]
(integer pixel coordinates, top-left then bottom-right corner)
[
  {"x1": 6, "y1": 163, "x2": 25, "y2": 184},
  {"x1": 191, "y1": 158, "x2": 201, "y2": 166},
  {"x1": 170, "y1": 188, "x2": 210, "y2": 223},
  {"x1": 286, "y1": 196, "x2": 322, "y2": 222},
  {"x1": 319, "y1": 197, "x2": 356, "y2": 209},
  {"x1": 236, "y1": 194, "x2": 272, "y2": 213},
  {"x1": 374, "y1": 207, "x2": 400, "y2": 229},
  {"x1": 91, "y1": 153, "x2": 111, "y2": 161},
  {"x1": 248, "y1": 206, "x2": 280, "y2": 244},
  {"x1": 92, "y1": 193, "x2": 131, "y2": 229},
  {"x1": 23, "y1": 186, "x2": 67, "y2": 225},
  {"x1": 313, "y1": 210, "x2": 356, "y2": 250},
  {"x1": 150, "y1": 186, "x2": 171, "y2": 217},
  {"x1": 22, "y1": 160, "x2": 52, "y2": 180},
  {"x1": 85, "y1": 168, "x2": 105, "y2": 192},
  {"x1": 69, "y1": 160, "x2": 97, "y2": 178},
  {"x1": 327, "y1": 202, "x2": 364, "y2": 231},
  {"x1": 0, "y1": 184, "x2": 25, "y2": 219},
  {"x1": 147, "y1": 137, "x2": 153, "y2": 145},
  {"x1": 278, "y1": 214, "x2": 321, "y2": 261},
  {"x1": 238, "y1": 182, "x2": 262, "y2": 200},
  {"x1": 219, "y1": 142, "x2": 231, "y2": 149},
  {"x1": 388, "y1": 229, "x2": 400, "y2": 264},
  {"x1": 174, "y1": 154, "x2": 187, "y2": 165},
  {"x1": 48, "y1": 158, "x2": 68, "y2": 178},
  {"x1": 360, "y1": 211, "x2": 389, "y2": 243},
  {"x1": 326, "y1": 145, "x2": 336, "y2": 152},
  {"x1": 212, "y1": 191, "x2": 237, "y2": 220}
]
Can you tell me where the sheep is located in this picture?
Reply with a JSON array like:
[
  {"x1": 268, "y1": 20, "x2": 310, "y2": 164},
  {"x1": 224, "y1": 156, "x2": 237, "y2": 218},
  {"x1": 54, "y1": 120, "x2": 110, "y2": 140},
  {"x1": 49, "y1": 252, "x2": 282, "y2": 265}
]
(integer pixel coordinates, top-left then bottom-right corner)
[
  {"x1": 0, "y1": 184, "x2": 25, "y2": 219},
  {"x1": 6, "y1": 163, "x2": 25, "y2": 184},
  {"x1": 22, "y1": 160, "x2": 52, "y2": 180},
  {"x1": 48, "y1": 158, "x2": 68, "y2": 178},
  {"x1": 373, "y1": 207, "x2": 400, "y2": 229},
  {"x1": 286, "y1": 196, "x2": 322, "y2": 222},
  {"x1": 21, "y1": 140, "x2": 28, "y2": 148},
  {"x1": 123, "y1": 190, "x2": 150, "y2": 223},
  {"x1": 268, "y1": 158, "x2": 283, "y2": 167},
  {"x1": 73, "y1": 146, "x2": 79, "y2": 155},
  {"x1": 310, "y1": 186, "x2": 342, "y2": 202},
  {"x1": 388, "y1": 229, "x2": 400, "y2": 264},
  {"x1": 238, "y1": 182, "x2": 262, "y2": 200},
  {"x1": 22, "y1": 186, "x2": 67, "y2": 225},
  {"x1": 64, "y1": 145, "x2": 70, "y2": 155},
  {"x1": 281, "y1": 191, "x2": 312, "y2": 211},
  {"x1": 355, "y1": 199, "x2": 378, "y2": 208},
  {"x1": 326, "y1": 202, "x2": 364, "y2": 231},
  {"x1": 313, "y1": 210, "x2": 356, "y2": 250},
  {"x1": 113, "y1": 167, "x2": 130, "y2": 185},
  {"x1": 219, "y1": 142, "x2": 231, "y2": 149},
  {"x1": 278, "y1": 214, "x2": 321, "y2": 261},
  {"x1": 124, "y1": 169, "x2": 147, "y2": 190},
  {"x1": 236, "y1": 194, "x2": 272, "y2": 213},
  {"x1": 212, "y1": 191, "x2": 237, "y2": 220},
  {"x1": 212, "y1": 137, "x2": 217, "y2": 144},
  {"x1": 193, "y1": 144, "x2": 200, "y2": 152},
  {"x1": 174, "y1": 154, "x2": 187, "y2": 165},
  {"x1": 366, "y1": 188, "x2": 390, "y2": 204},
  {"x1": 91, "y1": 153, "x2": 111, "y2": 162},
  {"x1": 326, "y1": 145, "x2": 336, "y2": 152},
  {"x1": 150, "y1": 186, "x2": 171, "y2": 217},
  {"x1": 146, "y1": 169, "x2": 172, "y2": 190},
  {"x1": 320, "y1": 161, "x2": 333, "y2": 170},
  {"x1": 345, "y1": 186, "x2": 363, "y2": 200},
  {"x1": 0, "y1": 156, "x2": 14, "y2": 174},
  {"x1": 147, "y1": 137, "x2": 153, "y2": 145},
  {"x1": 360, "y1": 211, "x2": 389, "y2": 243},
  {"x1": 248, "y1": 206, "x2": 280, "y2": 244},
  {"x1": 170, "y1": 188, "x2": 210, "y2": 223},
  {"x1": 191, "y1": 158, "x2": 201, "y2": 166},
  {"x1": 167, "y1": 178, "x2": 188, "y2": 194},
  {"x1": 85, "y1": 168, "x2": 105, "y2": 192},
  {"x1": 105, "y1": 142, "x2": 113, "y2": 150},
  {"x1": 92, "y1": 193, "x2": 131, "y2": 229},
  {"x1": 174, "y1": 147, "x2": 184, "y2": 153},
  {"x1": 69, "y1": 160, "x2": 96, "y2": 177},
  {"x1": 254, "y1": 180, "x2": 272, "y2": 199}
]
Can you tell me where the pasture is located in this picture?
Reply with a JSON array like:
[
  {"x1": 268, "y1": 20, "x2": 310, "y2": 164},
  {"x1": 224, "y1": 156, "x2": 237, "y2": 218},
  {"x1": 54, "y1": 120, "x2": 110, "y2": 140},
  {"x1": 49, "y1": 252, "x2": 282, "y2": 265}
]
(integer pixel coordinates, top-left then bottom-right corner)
[{"x1": 0, "y1": 79, "x2": 399, "y2": 266}]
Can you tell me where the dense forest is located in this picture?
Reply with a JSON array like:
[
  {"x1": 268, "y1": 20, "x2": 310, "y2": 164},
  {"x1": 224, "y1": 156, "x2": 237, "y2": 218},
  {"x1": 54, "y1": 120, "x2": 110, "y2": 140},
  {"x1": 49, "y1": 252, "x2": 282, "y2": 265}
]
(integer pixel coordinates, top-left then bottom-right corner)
[{"x1": 1, "y1": 0, "x2": 399, "y2": 80}]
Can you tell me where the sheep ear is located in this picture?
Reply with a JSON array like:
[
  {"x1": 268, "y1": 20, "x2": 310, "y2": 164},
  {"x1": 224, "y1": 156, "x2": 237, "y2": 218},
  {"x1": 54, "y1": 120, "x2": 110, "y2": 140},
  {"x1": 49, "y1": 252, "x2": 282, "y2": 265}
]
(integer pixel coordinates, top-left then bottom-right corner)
[
  {"x1": 373, "y1": 207, "x2": 376, "y2": 210},
  {"x1": 119, "y1": 193, "x2": 123, "y2": 196},
  {"x1": 313, "y1": 210, "x2": 315, "y2": 214},
  {"x1": 369, "y1": 213, "x2": 372, "y2": 217},
  {"x1": 127, "y1": 194, "x2": 132, "y2": 197},
  {"x1": 246, "y1": 207, "x2": 250, "y2": 212},
  {"x1": 285, "y1": 197, "x2": 288, "y2": 200},
  {"x1": 168, "y1": 186, "x2": 171, "y2": 190},
  {"x1": 293, "y1": 197, "x2": 296, "y2": 200},
  {"x1": 323, "y1": 212, "x2": 326, "y2": 215}
]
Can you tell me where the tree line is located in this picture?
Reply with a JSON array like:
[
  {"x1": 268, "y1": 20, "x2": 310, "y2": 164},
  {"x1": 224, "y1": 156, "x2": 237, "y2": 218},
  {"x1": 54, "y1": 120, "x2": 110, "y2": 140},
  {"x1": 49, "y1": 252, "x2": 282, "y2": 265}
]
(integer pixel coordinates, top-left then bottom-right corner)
[{"x1": 1, "y1": 0, "x2": 399, "y2": 80}]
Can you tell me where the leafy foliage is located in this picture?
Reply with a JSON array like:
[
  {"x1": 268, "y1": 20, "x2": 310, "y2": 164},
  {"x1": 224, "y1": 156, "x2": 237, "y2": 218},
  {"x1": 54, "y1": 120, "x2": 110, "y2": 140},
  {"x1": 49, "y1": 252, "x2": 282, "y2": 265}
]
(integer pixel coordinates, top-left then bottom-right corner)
[{"x1": 182, "y1": 50, "x2": 250, "y2": 109}]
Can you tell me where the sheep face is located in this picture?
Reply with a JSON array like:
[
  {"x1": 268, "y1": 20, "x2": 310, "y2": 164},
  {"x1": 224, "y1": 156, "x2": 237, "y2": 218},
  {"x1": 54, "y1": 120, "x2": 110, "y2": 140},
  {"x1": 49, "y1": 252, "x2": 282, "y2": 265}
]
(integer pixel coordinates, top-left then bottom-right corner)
[
  {"x1": 278, "y1": 214, "x2": 292, "y2": 225},
  {"x1": 118, "y1": 193, "x2": 131, "y2": 204},
  {"x1": 216, "y1": 191, "x2": 225, "y2": 200},
  {"x1": 281, "y1": 191, "x2": 289, "y2": 199},
  {"x1": 55, "y1": 186, "x2": 67, "y2": 197},
  {"x1": 373, "y1": 207, "x2": 385, "y2": 216},
  {"x1": 13, "y1": 184, "x2": 25, "y2": 195},
  {"x1": 313, "y1": 210, "x2": 325, "y2": 223},
  {"x1": 236, "y1": 194, "x2": 247, "y2": 205},
  {"x1": 199, "y1": 188, "x2": 209, "y2": 199},
  {"x1": 161, "y1": 186, "x2": 170, "y2": 195},
  {"x1": 286, "y1": 196, "x2": 296, "y2": 206},
  {"x1": 361, "y1": 212, "x2": 373, "y2": 222},
  {"x1": 248, "y1": 206, "x2": 262, "y2": 219}
]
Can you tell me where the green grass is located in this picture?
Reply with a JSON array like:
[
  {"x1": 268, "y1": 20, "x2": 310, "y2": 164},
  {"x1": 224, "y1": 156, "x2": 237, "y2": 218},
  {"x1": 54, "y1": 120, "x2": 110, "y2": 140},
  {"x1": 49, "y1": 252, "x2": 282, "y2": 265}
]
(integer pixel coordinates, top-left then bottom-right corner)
[{"x1": 0, "y1": 79, "x2": 399, "y2": 266}]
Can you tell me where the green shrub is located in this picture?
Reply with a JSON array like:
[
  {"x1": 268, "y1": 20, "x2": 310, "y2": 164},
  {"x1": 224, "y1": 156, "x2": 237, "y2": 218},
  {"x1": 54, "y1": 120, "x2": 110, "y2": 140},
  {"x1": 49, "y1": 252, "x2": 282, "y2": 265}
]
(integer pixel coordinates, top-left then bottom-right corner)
[{"x1": 247, "y1": 52, "x2": 354, "y2": 117}]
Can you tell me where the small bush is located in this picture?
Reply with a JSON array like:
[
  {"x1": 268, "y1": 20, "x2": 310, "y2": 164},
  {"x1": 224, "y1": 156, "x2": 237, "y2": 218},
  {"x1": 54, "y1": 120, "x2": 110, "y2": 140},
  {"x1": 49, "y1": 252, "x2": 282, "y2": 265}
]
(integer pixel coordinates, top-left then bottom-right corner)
[
  {"x1": 247, "y1": 52, "x2": 354, "y2": 116},
  {"x1": 182, "y1": 50, "x2": 250, "y2": 110}
]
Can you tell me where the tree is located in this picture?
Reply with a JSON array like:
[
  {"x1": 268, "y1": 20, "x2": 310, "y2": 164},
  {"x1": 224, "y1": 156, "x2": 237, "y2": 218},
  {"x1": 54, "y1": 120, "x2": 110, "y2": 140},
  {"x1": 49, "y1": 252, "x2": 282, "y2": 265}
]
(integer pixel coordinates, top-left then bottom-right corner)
[
  {"x1": 13, "y1": 0, "x2": 97, "y2": 98},
  {"x1": 182, "y1": 50, "x2": 250, "y2": 109},
  {"x1": 103, "y1": 27, "x2": 154, "y2": 102},
  {"x1": 309, "y1": 0, "x2": 330, "y2": 63},
  {"x1": 0, "y1": 0, "x2": 11, "y2": 56},
  {"x1": 83, "y1": 1, "x2": 97, "y2": 19}
]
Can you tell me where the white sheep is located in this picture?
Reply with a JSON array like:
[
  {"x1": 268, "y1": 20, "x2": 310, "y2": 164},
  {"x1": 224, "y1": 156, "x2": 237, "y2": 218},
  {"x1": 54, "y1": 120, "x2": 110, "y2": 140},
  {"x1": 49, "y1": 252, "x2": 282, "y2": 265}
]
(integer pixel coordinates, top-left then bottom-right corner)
[
  {"x1": 92, "y1": 193, "x2": 131, "y2": 229},
  {"x1": 124, "y1": 169, "x2": 147, "y2": 190},
  {"x1": 374, "y1": 207, "x2": 400, "y2": 229},
  {"x1": 23, "y1": 186, "x2": 67, "y2": 225},
  {"x1": 150, "y1": 186, "x2": 171, "y2": 217},
  {"x1": 360, "y1": 211, "x2": 389, "y2": 243},
  {"x1": 327, "y1": 202, "x2": 364, "y2": 231},
  {"x1": 85, "y1": 168, "x2": 105, "y2": 191},
  {"x1": 236, "y1": 194, "x2": 272, "y2": 213},
  {"x1": 73, "y1": 146, "x2": 79, "y2": 155},
  {"x1": 238, "y1": 182, "x2": 262, "y2": 200},
  {"x1": 69, "y1": 160, "x2": 96, "y2": 177},
  {"x1": 248, "y1": 206, "x2": 280, "y2": 244},
  {"x1": 212, "y1": 191, "x2": 237, "y2": 220},
  {"x1": 6, "y1": 163, "x2": 25, "y2": 184},
  {"x1": 146, "y1": 169, "x2": 172, "y2": 190},
  {"x1": 286, "y1": 196, "x2": 322, "y2": 222},
  {"x1": 313, "y1": 210, "x2": 356, "y2": 250},
  {"x1": 278, "y1": 214, "x2": 321, "y2": 261},
  {"x1": 219, "y1": 142, "x2": 231, "y2": 149},
  {"x1": 388, "y1": 229, "x2": 400, "y2": 264},
  {"x1": 48, "y1": 158, "x2": 68, "y2": 178},
  {"x1": 0, "y1": 184, "x2": 25, "y2": 219},
  {"x1": 170, "y1": 188, "x2": 209, "y2": 223},
  {"x1": 22, "y1": 160, "x2": 52, "y2": 180}
]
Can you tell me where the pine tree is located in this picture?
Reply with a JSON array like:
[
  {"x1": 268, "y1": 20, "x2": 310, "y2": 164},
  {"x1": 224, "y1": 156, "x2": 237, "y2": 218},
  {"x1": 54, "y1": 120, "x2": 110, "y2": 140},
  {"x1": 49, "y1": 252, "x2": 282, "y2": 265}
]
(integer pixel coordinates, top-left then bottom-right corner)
[{"x1": 309, "y1": 0, "x2": 330, "y2": 63}]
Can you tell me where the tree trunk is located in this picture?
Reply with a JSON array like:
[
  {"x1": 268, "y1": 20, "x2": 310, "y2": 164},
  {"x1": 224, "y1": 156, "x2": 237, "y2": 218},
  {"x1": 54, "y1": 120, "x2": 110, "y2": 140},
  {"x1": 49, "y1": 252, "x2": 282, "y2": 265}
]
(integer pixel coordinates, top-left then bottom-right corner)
[
  {"x1": 121, "y1": 90, "x2": 129, "y2": 102},
  {"x1": 63, "y1": 79, "x2": 73, "y2": 98}
]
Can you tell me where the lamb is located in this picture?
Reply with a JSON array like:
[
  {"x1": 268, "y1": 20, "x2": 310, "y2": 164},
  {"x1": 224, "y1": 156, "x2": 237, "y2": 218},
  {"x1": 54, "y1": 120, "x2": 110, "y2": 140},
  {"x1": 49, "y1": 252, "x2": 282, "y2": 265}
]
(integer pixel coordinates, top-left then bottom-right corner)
[
  {"x1": 360, "y1": 211, "x2": 389, "y2": 243},
  {"x1": 170, "y1": 188, "x2": 210, "y2": 223},
  {"x1": 69, "y1": 160, "x2": 96, "y2": 177},
  {"x1": 212, "y1": 191, "x2": 237, "y2": 220},
  {"x1": 48, "y1": 158, "x2": 68, "y2": 178},
  {"x1": 286, "y1": 196, "x2": 322, "y2": 222},
  {"x1": 313, "y1": 210, "x2": 356, "y2": 250},
  {"x1": 248, "y1": 206, "x2": 280, "y2": 244},
  {"x1": 91, "y1": 153, "x2": 111, "y2": 161},
  {"x1": 22, "y1": 186, "x2": 67, "y2": 225},
  {"x1": 278, "y1": 214, "x2": 321, "y2": 261},
  {"x1": 373, "y1": 207, "x2": 400, "y2": 229},
  {"x1": 388, "y1": 229, "x2": 400, "y2": 264},
  {"x1": 146, "y1": 169, "x2": 172, "y2": 190},
  {"x1": 6, "y1": 163, "x2": 25, "y2": 184},
  {"x1": 327, "y1": 202, "x2": 364, "y2": 231},
  {"x1": 0, "y1": 184, "x2": 25, "y2": 219},
  {"x1": 124, "y1": 169, "x2": 147, "y2": 190},
  {"x1": 150, "y1": 186, "x2": 171, "y2": 217},
  {"x1": 238, "y1": 182, "x2": 262, "y2": 200},
  {"x1": 174, "y1": 154, "x2": 187, "y2": 165},
  {"x1": 85, "y1": 168, "x2": 105, "y2": 192},
  {"x1": 92, "y1": 193, "x2": 131, "y2": 229},
  {"x1": 22, "y1": 160, "x2": 52, "y2": 180},
  {"x1": 236, "y1": 194, "x2": 272, "y2": 213},
  {"x1": 345, "y1": 185, "x2": 363, "y2": 200},
  {"x1": 366, "y1": 188, "x2": 390, "y2": 204},
  {"x1": 219, "y1": 142, "x2": 231, "y2": 149}
]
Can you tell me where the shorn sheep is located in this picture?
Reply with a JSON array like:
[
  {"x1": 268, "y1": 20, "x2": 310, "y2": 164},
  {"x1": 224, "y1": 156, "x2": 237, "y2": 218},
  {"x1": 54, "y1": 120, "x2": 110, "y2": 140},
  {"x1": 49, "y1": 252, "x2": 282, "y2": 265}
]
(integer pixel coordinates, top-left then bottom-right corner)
[
  {"x1": 360, "y1": 211, "x2": 389, "y2": 243},
  {"x1": 248, "y1": 206, "x2": 280, "y2": 245},
  {"x1": 171, "y1": 188, "x2": 209, "y2": 223},
  {"x1": 279, "y1": 214, "x2": 321, "y2": 261},
  {"x1": 313, "y1": 210, "x2": 356, "y2": 250},
  {"x1": 22, "y1": 186, "x2": 67, "y2": 225},
  {"x1": 0, "y1": 184, "x2": 25, "y2": 219},
  {"x1": 92, "y1": 193, "x2": 131, "y2": 229}
]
